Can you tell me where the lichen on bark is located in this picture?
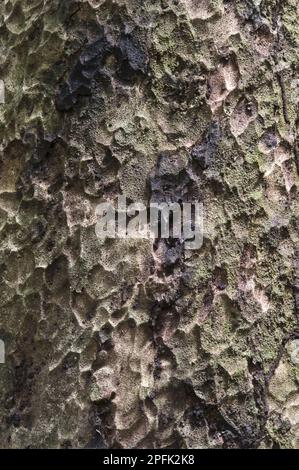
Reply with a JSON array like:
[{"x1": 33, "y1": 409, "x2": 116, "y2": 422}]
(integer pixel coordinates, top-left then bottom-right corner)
[{"x1": 0, "y1": 0, "x2": 299, "y2": 449}]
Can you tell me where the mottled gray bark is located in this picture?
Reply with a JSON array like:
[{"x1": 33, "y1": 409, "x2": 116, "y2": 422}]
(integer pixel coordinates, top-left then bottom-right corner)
[{"x1": 0, "y1": 0, "x2": 299, "y2": 449}]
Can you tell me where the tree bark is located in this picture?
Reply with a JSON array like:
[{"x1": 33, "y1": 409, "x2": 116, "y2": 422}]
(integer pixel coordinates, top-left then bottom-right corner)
[{"x1": 0, "y1": 0, "x2": 299, "y2": 449}]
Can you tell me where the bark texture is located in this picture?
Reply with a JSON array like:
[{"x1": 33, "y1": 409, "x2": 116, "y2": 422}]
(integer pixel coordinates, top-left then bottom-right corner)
[{"x1": 0, "y1": 0, "x2": 299, "y2": 449}]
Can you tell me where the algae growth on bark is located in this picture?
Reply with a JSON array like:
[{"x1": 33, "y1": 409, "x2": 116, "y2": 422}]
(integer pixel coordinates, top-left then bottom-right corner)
[{"x1": 0, "y1": 0, "x2": 299, "y2": 449}]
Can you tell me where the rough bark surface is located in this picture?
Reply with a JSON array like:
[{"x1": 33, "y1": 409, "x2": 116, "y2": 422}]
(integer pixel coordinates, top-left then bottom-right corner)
[{"x1": 0, "y1": 0, "x2": 299, "y2": 449}]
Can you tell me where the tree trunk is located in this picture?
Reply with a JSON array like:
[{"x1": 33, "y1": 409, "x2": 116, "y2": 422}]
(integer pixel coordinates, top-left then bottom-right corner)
[{"x1": 0, "y1": 0, "x2": 299, "y2": 449}]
